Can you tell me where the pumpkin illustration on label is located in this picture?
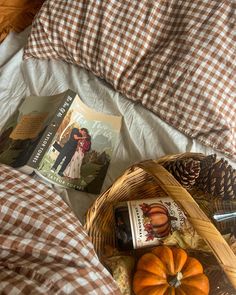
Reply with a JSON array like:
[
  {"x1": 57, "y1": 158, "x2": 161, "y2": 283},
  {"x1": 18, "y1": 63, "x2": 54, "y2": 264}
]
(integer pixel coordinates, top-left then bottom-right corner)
[{"x1": 140, "y1": 202, "x2": 177, "y2": 241}]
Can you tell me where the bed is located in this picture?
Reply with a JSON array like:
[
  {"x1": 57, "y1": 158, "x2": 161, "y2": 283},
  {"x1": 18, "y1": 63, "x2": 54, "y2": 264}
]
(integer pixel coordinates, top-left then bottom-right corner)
[{"x1": 0, "y1": 0, "x2": 235, "y2": 294}]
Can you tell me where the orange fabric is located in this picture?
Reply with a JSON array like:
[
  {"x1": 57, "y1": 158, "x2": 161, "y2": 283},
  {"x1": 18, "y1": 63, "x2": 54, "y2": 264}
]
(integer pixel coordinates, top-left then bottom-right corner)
[{"x1": 0, "y1": 0, "x2": 44, "y2": 42}]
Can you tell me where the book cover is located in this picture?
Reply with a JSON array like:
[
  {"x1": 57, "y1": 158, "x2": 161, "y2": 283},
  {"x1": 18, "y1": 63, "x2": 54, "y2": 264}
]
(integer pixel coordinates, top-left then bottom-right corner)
[
  {"x1": 36, "y1": 92, "x2": 122, "y2": 194},
  {"x1": 0, "y1": 90, "x2": 70, "y2": 170},
  {"x1": 0, "y1": 89, "x2": 122, "y2": 194}
]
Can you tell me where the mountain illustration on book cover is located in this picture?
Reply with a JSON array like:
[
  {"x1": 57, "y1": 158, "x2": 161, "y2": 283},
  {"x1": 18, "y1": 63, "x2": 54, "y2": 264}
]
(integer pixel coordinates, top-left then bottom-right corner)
[{"x1": 0, "y1": 89, "x2": 122, "y2": 194}]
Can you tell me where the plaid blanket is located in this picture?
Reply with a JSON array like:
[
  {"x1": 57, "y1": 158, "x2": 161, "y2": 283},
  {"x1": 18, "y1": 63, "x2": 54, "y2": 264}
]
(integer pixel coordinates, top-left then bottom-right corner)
[
  {"x1": 24, "y1": 0, "x2": 236, "y2": 159},
  {"x1": 0, "y1": 164, "x2": 121, "y2": 294}
]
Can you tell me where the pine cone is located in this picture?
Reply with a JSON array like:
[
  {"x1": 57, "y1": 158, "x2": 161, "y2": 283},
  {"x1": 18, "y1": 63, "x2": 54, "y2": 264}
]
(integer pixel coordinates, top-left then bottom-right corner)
[
  {"x1": 164, "y1": 158, "x2": 201, "y2": 189},
  {"x1": 197, "y1": 154, "x2": 216, "y2": 181},
  {"x1": 196, "y1": 157, "x2": 236, "y2": 200},
  {"x1": 200, "y1": 154, "x2": 217, "y2": 171}
]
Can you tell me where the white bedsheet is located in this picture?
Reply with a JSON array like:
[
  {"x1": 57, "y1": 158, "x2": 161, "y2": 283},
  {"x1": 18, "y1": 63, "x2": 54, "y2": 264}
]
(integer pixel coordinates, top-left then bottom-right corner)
[{"x1": 1, "y1": 27, "x2": 235, "y2": 222}]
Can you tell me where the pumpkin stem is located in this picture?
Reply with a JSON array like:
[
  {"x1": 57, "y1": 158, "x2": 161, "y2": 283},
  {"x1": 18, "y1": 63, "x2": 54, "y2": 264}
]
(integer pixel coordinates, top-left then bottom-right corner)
[
  {"x1": 168, "y1": 272, "x2": 183, "y2": 287},
  {"x1": 169, "y1": 215, "x2": 178, "y2": 221}
]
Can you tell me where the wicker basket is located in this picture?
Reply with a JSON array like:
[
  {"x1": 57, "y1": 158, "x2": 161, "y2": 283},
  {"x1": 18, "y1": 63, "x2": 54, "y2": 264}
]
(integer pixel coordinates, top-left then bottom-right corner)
[{"x1": 85, "y1": 153, "x2": 236, "y2": 289}]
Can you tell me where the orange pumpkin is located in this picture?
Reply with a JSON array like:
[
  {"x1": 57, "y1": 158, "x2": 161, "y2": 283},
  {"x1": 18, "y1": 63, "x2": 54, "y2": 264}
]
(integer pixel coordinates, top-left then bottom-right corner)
[{"x1": 133, "y1": 245, "x2": 209, "y2": 295}]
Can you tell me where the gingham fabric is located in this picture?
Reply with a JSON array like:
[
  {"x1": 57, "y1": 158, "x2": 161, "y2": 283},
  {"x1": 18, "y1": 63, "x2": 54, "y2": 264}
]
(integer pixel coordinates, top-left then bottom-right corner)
[
  {"x1": 0, "y1": 164, "x2": 121, "y2": 294},
  {"x1": 24, "y1": 0, "x2": 236, "y2": 159}
]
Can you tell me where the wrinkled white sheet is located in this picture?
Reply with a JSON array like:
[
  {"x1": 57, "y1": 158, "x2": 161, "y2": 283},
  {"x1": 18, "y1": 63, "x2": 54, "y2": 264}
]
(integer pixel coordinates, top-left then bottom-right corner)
[{"x1": 0, "y1": 27, "x2": 235, "y2": 222}]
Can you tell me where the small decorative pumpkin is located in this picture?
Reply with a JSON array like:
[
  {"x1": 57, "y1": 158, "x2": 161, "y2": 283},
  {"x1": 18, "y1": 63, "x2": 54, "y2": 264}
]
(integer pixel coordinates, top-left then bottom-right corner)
[{"x1": 133, "y1": 245, "x2": 209, "y2": 295}]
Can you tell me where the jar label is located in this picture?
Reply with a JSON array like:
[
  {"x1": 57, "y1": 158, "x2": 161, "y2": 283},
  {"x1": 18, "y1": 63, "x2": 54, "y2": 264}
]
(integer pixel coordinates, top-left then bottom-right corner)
[{"x1": 127, "y1": 197, "x2": 187, "y2": 249}]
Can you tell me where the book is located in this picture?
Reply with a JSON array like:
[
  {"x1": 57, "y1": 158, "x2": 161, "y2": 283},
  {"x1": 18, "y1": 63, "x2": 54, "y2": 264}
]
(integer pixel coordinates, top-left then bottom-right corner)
[{"x1": 0, "y1": 89, "x2": 122, "y2": 194}]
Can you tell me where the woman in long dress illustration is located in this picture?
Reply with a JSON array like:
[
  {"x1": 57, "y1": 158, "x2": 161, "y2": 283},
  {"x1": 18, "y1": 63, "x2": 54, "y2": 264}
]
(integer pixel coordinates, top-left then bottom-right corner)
[{"x1": 63, "y1": 128, "x2": 91, "y2": 179}]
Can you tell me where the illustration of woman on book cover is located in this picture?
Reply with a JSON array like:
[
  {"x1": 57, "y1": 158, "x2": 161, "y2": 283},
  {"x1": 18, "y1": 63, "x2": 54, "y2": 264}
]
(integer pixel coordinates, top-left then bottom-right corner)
[{"x1": 63, "y1": 128, "x2": 91, "y2": 179}]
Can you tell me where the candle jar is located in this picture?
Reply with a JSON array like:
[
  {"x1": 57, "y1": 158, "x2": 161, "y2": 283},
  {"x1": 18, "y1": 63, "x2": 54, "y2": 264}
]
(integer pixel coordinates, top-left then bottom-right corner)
[{"x1": 114, "y1": 197, "x2": 188, "y2": 251}]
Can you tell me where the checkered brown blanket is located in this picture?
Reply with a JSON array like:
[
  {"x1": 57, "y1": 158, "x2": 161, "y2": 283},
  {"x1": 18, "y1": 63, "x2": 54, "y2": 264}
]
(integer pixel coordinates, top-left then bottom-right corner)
[
  {"x1": 24, "y1": 0, "x2": 236, "y2": 159},
  {"x1": 0, "y1": 164, "x2": 120, "y2": 294}
]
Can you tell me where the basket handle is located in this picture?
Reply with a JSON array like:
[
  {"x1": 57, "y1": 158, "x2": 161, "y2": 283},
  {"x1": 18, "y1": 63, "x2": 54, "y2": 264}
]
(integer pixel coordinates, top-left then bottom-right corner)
[{"x1": 136, "y1": 160, "x2": 236, "y2": 289}]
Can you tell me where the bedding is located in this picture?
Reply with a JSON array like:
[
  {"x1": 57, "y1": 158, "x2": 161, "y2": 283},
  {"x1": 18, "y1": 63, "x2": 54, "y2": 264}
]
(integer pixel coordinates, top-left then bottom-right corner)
[
  {"x1": 0, "y1": 21, "x2": 236, "y2": 295},
  {"x1": 1, "y1": 27, "x2": 236, "y2": 222},
  {"x1": 24, "y1": 0, "x2": 236, "y2": 160},
  {"x1": 0, "y1": 0, "x2": 44, "y2": 43},
  {"x1": 0, "y1": 164, "x2": 120, "y2": 294}
]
